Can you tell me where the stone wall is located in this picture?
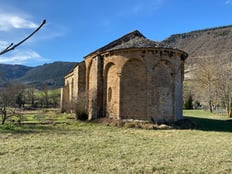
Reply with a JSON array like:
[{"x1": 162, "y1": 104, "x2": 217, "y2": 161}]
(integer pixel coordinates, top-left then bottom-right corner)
[
  {"x1": 62, "y1": 47, "x2": 186, "y2": 122},
  {"x1": 61, "y1": 62, "x2": 86, "y2": 113},
  {"x1": 61, "y1": 73, "x2": 73, "y2": 112},
  {"x1": 100, "y1": 48, "x2": 185, "y2": 122}
]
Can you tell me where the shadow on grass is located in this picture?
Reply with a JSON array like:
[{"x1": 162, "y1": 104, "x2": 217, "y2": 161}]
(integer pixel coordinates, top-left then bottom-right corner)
[
  {"x1": 2, "y1": 117, "x2": 232, "y2": 133},
  {"x1": 184, "y1": 116, "x2": 232, "y2": 132},
  {"x1": 0, "y1": 122, "x2": 66, "y2": 134}
]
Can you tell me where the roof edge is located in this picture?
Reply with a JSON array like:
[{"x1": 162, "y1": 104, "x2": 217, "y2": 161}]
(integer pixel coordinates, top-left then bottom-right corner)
[
  {"x1": 101, "y1": 46, "x2": 188, "y2": 60},
  {"x1": 84, "y1": 30, "x2": 146, "y2": 58}
]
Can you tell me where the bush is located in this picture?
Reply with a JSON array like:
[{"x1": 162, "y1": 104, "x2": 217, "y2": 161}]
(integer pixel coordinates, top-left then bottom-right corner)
[
  {"x1": 73, "y1": 93, "x2": 88, "y2": 121},
  {"x1": 184, "y1": 94, "x2": 193, "y2": 109},
  {"x1": 2, "y1": 123, "x2": 16, "y2": 130},
  {"x1": 76, "y1": 112, "x2": 88, "y2": 121}
]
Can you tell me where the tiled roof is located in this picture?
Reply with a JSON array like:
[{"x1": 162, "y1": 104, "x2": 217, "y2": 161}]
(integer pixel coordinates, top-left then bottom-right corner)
[
  {"x1": 84, "y1": 30, "x2": 160, "y2": 58},
  {"x1": 107, "y1": 35, "x2": 159, "y2": 51}
]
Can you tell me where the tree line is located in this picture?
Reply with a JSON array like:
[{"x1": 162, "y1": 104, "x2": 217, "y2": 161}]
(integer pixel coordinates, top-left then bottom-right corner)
[
  {"x1": 183, "y1": 56, "x2": 232, "y2": 117},
  {"x1": 0, "y1": 79, "x2": 60, "y2": 124}
]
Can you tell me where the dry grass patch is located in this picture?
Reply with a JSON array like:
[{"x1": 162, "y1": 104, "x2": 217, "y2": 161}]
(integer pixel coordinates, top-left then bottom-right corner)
[{"x1": 1, "y1": 118, "x2": 232, "y2": 173}]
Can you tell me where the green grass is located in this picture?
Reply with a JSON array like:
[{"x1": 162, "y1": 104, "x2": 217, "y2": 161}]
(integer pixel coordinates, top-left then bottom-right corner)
[
  {"x1": 10, "y1": 109, "x2": 74, "y2": 124},
  {"x1": 0, "y1": 110, "x2": 232, "y2": 173},
  {"x1": 183, "y1": 109, "x2": 227, "y2": 118},
  {"x1": 184, "y1": 109, "x2": 232, "y2": 132}
]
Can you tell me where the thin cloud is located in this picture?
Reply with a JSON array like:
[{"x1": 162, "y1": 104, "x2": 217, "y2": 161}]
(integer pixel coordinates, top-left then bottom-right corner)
[
  {"x1": 0, "y1": 41, "x2": 10, "y2": 50},
  {"x1": 0, "y1": 49, "x2": 49, "y2": 65},
  {"x1": 117, "y1": 0, "x2": 165, "y2": 17},
  {"x1": 0, "y1": 13, "x2": 37, "y2": 31},
  {"x1": 225, "y1": 0, "x2": 232, "y2": 4},
  {"x1": 35, "y1": 22, "x2": 69, "y2": 41}
]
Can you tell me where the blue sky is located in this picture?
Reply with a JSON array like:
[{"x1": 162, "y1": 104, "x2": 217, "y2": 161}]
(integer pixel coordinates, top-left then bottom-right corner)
[{"x1": 0, "y1": 0, "x2": 232, "y2": 66}]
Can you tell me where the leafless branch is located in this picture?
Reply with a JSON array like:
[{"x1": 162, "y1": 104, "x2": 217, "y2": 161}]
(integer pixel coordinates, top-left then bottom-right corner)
[{"x1": 0, "y1": 19, "x2": 46, "y2": 56}]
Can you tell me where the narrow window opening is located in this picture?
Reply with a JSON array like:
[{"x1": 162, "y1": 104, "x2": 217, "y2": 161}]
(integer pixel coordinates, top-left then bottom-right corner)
[{"x1": 108, "y1": 87, "x2": 112, "y2": 102}]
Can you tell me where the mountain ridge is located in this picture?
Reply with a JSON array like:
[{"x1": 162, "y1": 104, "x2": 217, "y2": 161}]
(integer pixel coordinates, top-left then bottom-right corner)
[
  {"x1": 0, "y1": 61, "x2": 77, "y2": 88},
  {"x1": 161, "y1": 24, "x2": 232, "y2": 79},
  {"x1": 161, "y1": 24, "x2": 232, "y2": 57}
]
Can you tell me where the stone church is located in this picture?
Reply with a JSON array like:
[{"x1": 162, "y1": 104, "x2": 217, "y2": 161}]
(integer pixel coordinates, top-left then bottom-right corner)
[{"x1": 61, "y1": 30, "x2": 188, "y2": 122}]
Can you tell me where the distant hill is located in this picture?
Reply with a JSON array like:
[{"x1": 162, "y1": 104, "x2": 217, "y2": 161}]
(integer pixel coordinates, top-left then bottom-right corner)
[
  {"x1": 0, "y1": 61, "x2": 77, "y2": 88},
  {"x1": 161, "y1": 25, "x2": 232, "y2": 78},
  {"x1": 19, "y1": 61, "x2": 77, "y2": 88},
  {"x1": 0, "y1": 64, "x2": 32, "y2": 81}
]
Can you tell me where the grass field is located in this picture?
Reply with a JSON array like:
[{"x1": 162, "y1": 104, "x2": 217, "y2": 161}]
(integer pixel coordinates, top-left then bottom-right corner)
[{"x1": 0, "y1": 110, "x2": 232, "y2": 173}]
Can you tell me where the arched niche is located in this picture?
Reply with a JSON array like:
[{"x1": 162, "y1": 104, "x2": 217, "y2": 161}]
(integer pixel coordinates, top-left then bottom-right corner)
[
  {"x1": 120, "y1": 59, "x2": 147, "y2": 120},
  {"x1": 152, "y1": 60, "x2": 174, "y2": 121},
  {"x1": 104, "y1": 62, "x2": 119, "y2": 118}
]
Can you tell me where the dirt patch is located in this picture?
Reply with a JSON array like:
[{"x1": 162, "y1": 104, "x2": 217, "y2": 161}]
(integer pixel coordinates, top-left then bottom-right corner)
[{"x1": 91, "y1": 117, "x2": 196, "y2": 130}]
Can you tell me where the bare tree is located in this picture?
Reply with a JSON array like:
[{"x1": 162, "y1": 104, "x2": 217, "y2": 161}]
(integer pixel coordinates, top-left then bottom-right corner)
[
  {"x1": 50, "y1": 90, "x2": 60, "y2": 108},
  {"x1": 41, "y1": 83, "x2": 49, "y2": 108},
  {"x1": 25, "y1": 87, "x2": 36, "y2": 108},
  {"x1": 0, "y1": 87, "x2": 10, "y2": 124},
  {"x1": 0, "y1": 81, "x2": 25, "y2": 124},
  {"x1": 214, "y1": 58, "x2": 232, "y2": 117},
  {"x1": 193, "y1": 57, "x2": 217, "y2": 112},
  {"x1": 193, "y1": 56, "x2": 232, "y2": 116},
  {"x1": 0, "y1": 19, "x2": 46, "y2": 55}
]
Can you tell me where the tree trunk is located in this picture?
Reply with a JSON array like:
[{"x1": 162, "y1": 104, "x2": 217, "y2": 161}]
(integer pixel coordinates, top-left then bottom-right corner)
[
  {"x1": 1, "y1": 117, "x2": 5, "y2": 125},
  {"x1": 229, "y1": 97, "x2": 232, "y2": 117},
  {"x1": 209, "y1": 100, "x2": 213, "y2": 113},
  {"x1": 31, "y1": 96, "x2": 34, "y2": 106},
  {"x1": 1, "y1": 107, "x2": 7, "y2": 125}
]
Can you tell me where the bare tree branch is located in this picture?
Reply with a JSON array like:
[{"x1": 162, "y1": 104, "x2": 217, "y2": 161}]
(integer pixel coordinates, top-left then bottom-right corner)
[{"x1": 0, "y1": 19, "x2": 46, "y2": 56}]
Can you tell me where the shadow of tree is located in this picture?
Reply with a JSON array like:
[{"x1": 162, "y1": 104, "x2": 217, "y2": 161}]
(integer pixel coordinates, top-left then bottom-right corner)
[
  {"x1": 184, "y1": 116, "x2": 232, "y2": 132},
  {"x1": 0, "y1": 122, "x2": 66, "y2": 134}
]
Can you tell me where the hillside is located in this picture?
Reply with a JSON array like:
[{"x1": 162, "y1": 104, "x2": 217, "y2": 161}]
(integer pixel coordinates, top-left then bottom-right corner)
[
  {"x1": 0, "y1": 62, "x2": 77, "y2": 88},
  {"x1": 161, "y1": 25, "x2": 232, "y2": 78},
  {"x1": 19, "y1": 61, "x2": 77, "y2": 88},
  {"x1": 0, "y1": 64, "x2": 32, "y2": 81}
]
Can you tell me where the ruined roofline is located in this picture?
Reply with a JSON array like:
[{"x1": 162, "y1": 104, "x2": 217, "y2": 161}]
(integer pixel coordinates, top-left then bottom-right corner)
[
  {"x1": 64, "y1": 61, "x2": 84, "y2": 78},
  {"x1": 84, "y1": 30, "x2": 148, "y2": 58},
  {"x1": 64, "y1": 71, "x2": 74, "y2": 79},
  {"x1": 101, "y1": 46, "x2": 188, "y2": 61}
]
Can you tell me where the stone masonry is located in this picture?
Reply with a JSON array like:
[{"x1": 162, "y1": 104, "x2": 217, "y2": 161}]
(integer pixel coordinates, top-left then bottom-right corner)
[{"x1": 61, "y1": 30, "x2": 188, "y2": 122}]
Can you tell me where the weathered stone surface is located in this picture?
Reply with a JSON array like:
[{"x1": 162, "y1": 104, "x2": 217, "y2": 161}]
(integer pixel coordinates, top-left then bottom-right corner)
[{"x1": 61, "y1": 30, "x2": 188, "y2": 122}]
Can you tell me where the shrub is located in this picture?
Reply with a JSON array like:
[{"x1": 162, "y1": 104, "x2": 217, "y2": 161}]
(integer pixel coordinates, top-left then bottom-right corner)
[
  {"x1": 76, "y1": 112, "x2": 88, "y2": 121},
  {"x1": 2, "y1": 123, "x2": 16, "y2": 130},
  {"x1": 184, "y1": 94, "x2": 193, "y2": 109},
  {"x1": 73, "y1": 93, "x2": 88, "y2": 121}
]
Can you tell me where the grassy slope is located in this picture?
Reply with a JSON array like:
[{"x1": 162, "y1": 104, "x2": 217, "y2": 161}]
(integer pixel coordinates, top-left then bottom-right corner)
[{"x1": 0, "y1": 110, "x2": 232, "y2": 173}]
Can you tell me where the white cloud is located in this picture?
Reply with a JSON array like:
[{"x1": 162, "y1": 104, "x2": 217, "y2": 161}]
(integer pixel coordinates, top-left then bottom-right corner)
[
  {"x1": 0, "y1": 13, "x2": 37, "y2": 31},
  {"x1": 225, "y1": 0, "x2": 232, "y2": 4},
  {"x1": 0, "y1": 7, "x2": 67, "y2": 42},
  {"x1": 0, "y1": 49, "x2": 49, "y2": 66}
]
